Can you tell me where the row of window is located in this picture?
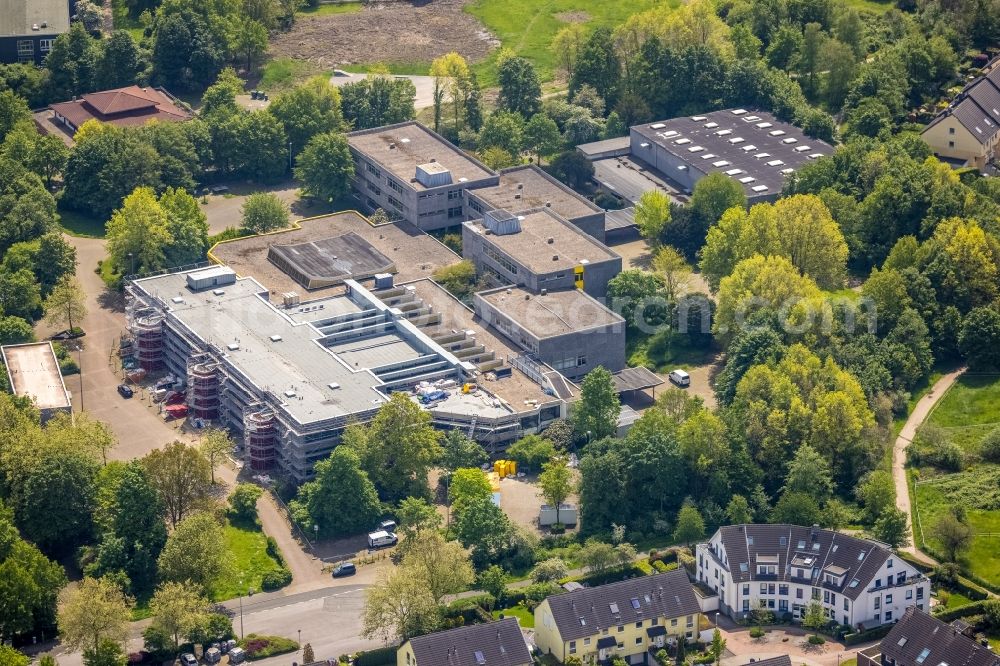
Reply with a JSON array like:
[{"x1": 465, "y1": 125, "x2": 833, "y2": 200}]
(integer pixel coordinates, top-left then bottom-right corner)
[
  {"x1": 552, "y1": 355, "x2": 587, "y2": 371},
  {"x1": 483, "y1": 245, "x2": 519, "y2": 276},
  {"x1": 567, "y1": 618, "x2": 694, "y2": 655}
]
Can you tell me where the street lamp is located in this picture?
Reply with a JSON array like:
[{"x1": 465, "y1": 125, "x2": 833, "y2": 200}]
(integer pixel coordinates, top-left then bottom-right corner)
[
  {"x1": 127, "y1": 252, "x2": 135, "y2": 276},
  {"x1": 298, "y1": 629, "x2": 302, "y2": 648},
  {"x1": 715, "y1": 612, "x2": 720, "y2": 627},
  {"x1": 239, "y1": 584, "x2": 255, "y2": 639}
]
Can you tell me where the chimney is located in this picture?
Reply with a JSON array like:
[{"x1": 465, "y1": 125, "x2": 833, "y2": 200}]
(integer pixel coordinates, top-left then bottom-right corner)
[
  {"x1": 545, "y1": 201, "x2": 552, "y2": 207},
  {"x1": 552, "y1": 254, "x2": 559, "y2": 261},
  {"x1": 541, "y1": 288, "x2": 547, "y2": 296},
  {"x1": 430, "y1": 158, "x2": 437, "y2": 162},
  {"x1": 547, "y1": 237, "x2": 554, "y2": 244},
  {"x1": 389, "y1": 143, "x2": 396, "y2": 149}
]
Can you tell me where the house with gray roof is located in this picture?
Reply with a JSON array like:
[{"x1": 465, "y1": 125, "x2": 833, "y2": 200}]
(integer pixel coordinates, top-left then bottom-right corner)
[
  {"x1": 859, "y1": 607, "x2": 1000, "y2": 666},
  {"x1": 922, "y1": 65, "x2": 1000, "y2": 171},
  {"x1": 534, "y1": 569, "x2": 701, "y2": 665},
  {"x1": 0, "y1": 0, "x2": 70, "y2": 65},
  {"x1": 696, "y1": 524, "x2": 929, "y2": 629},
  {"x1": 397, "y1": 618, "x2": 531, "y2": 666}
]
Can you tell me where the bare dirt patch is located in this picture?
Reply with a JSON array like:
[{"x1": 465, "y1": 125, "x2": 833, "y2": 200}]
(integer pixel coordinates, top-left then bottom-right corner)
[
  {"x1": 271, "y1": 0, "x2": 497, "y2": 69},
  {"x1": 555, "y1": 10, "x2": 591, "y2": 23}
]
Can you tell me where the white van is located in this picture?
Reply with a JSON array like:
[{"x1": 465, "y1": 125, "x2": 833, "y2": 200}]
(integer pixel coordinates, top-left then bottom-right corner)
[
  {"x1": 668, "y1": 369, "x2": 690, "y2": 387},
  {"x1": 367, "y1": 530, "x2": 398, "y2": 549}
]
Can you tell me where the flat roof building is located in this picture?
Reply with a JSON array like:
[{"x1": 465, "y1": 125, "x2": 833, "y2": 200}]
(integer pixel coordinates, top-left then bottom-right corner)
[
  {"x1": 209, "y1": 212, "x2": 459, "y2": 298},
  {"x1": 465, "y1": 165, "x2": 607, "y2": 241},
  {"x1": 127, "y1": 259, "x2": 574, "y2": 478},
  {"x1": 630, "y1": 109, "x2": 833, "y2": 201},
  {"x1": 2, "y1": 342, "x2": 72, "y2": 422},
  {"x1": 347, "y1": 122, "x2": 499, "y2": 231},
  {"x1": 0, "y1": 0, "x2": 70, "y2": 65},
  {"x1": 474, "y1": 286, "x2": 625, "y2": 380},
  {"x1": 462, "y1": 208, "x2": 622, "y2": 300}
]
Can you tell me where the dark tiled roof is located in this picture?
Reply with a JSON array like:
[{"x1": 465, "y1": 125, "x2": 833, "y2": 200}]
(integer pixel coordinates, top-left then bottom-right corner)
[
  {"x1": 925, "y1": 67, "x2": 1000, "y2": 145},
  {"x1": 716, "y1": 524, "x2": 905, "y2": 601},
  {"x1": 49, "y1": 86, "x2": 191, "y2": 130},
  {"x1": 408, "y1": 617, "x2": 531, "y2": 666},
  {"x1": 879, "y1": 608, "x2": 1000, "y2": 666},
  {"x1": 744, "y1": 656, "x2": 792, "y2": 666},
  {"x1": 545, "y1": 569, "x2": 701, "y2": 641}
]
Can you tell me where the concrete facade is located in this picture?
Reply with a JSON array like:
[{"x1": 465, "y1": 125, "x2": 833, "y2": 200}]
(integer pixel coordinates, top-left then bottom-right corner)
[
  {"x1": 462, "y1": 208, "x2": 621, "y2": 300},
  {"x1": 347, "y1": 122, "x2": 498, "y2": 231},
  {"x1": 0, "y1": 0, "x2": 70, "y2": 65},
  {"x1": 464, "y1": 165, "x2": 607, "y2": 241},
  {"x1": 474, "y1": 286, "x2": 625, "y2": 380}
]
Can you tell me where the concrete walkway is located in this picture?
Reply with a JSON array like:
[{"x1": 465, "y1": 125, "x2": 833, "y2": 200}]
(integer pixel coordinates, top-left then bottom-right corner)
[{"x1": 892, "y1": 368, "x2": 965, "y2": 564}]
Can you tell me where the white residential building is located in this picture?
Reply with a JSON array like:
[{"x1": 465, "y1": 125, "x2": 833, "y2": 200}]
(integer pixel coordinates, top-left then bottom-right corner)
[{"x1": 696, "y1": 524, "x2": 929, "y2": 630}]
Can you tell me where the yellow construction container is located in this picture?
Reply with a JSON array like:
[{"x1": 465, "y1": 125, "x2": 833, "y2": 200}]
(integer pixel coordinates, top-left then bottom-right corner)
[
  {"x1": 509, "y1": 460, "x2": 517, "y2": 475},
  {"x1": 503, "y1": 460, "x2": 513, "y2": 477},
  {"x1": 494, "y1": 460, "x2": 505, "y2": 478}
]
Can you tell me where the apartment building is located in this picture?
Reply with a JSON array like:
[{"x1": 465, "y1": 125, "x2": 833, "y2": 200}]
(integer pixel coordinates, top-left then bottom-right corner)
[
  {"x1": 534, "y1": 569, "x2": 702, "y2": 665},
  {"x1": 397, "y1": 618, "x2": 531, "y2": 666},
  {"x1": 859, "y1": 607, "x2": 999, "y2": 666},
  {"x1": 696, "y1": 524, "x2": 929, "y2": 629}
]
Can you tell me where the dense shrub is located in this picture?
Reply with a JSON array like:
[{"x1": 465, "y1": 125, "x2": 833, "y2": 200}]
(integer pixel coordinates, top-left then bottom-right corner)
[
  {"x1": 355, "y1": 646, "x2": 397, "y2": 666},
  {"x1": 239, "y1": 634, "x2": 299, "y2": 659},
  {"x1": 261, "y1": 567, "x2": 292, "y2": 591}
]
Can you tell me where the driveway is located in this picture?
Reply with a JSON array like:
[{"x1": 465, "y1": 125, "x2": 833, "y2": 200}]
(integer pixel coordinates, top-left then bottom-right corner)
[
  {"x1": 892, "y1": 368, "x2": 965, "y2": 561},
  {"x1": 59, "y1": 235, "x2": 329, "y2": 584},
  {"x1": 199, "y1": 181, "x2": 313, "y2": 235},
  {"x1": 717, "y1": 620, "x2": 873, "y2": 666},
  {"x1": 330, "y1": 71, "x2": 438, "y2": 110}
]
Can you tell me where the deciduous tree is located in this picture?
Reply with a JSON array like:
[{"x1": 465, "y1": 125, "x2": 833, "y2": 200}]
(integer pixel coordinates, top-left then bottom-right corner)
[
  {"x1": 294, "y1": 131, "x2": 355, "y2": 203},
  {"x1": 143, "y1": 442, "x2": 211, "y2": 528},
  {"x1": 538, "y1": 457, "x2": 574, "y2": 524},
  {"x1": 149, "y1": 582, "x2": 209, "y2": 648},
  {"x1": 199, "y1": 429, "x2": 232, "y2": 485},
  {"x1": 634, "y1": 190, "x2": 672, "y2": 243},
  {"x1": 362, "y1": 570, "x2": 439, "y2": 643},
  {"x1": 57, "y1": 577, "x2": 132, "y2": 653},
  {"x1": 571, "y1": 367, "x2": 620, "y2": 441},
  {"x1": 157, "y1": 512, "x2": 229, "y2": 591},
  {"x1": 400, "y1": 531, "x2": 474, "y2": 603},
  {"x1": 673, "y1": 505, "x2": 705, "y2": 547},
  {"x1": 43, "y1": 276, "x2": 87, "y2": 334},
  {"x1": 291, "y1": 446, "x2": 381, "y2": 538},
  {"x1": 241, "y1": 192, "x2": 289, "y2": 234}
]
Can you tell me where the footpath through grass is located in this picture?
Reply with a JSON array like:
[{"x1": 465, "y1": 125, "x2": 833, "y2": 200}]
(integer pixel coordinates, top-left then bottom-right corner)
[
  {"x1": 465, "y1": 0, "x2": 670, "y2": 85},
  {"x1": 911, "y1": 373, "x2": 1000, "y2": 589}
]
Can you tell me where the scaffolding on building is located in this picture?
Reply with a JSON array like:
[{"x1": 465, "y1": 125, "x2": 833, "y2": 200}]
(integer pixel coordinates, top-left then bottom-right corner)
[
  {"x1": 186, "y1": 351, "x2": 221, "y2": 420},
  {"x1": 243, "y1": 405, "x2": 278, "y2": 472}
]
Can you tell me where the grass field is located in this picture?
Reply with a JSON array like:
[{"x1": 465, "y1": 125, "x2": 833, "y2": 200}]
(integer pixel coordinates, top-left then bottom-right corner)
[
  {"x1": 927, "y1": 374, "x2": 1000, "y2": 428},
  {"x1": 297, "y1": 1, "x2": 362, "y2": 17},
  {"x1": 59, "y1": 208, "x2": 106, "y2": 238},
  {"x1": 464, "y1": 0, "x2": 671, "y2": 85},
  {"x1": 842, "y1": 0, "x2": 895, "y2": 13},
  {"x1": 260, "y1": 57, "x2": 326, "y2": 91},
  {"x1": 111, "y1": 0, "x2": 147, "y2": 41},
  {"x1": 210, "y1": 522, "x2": 285, "y2": 602},
  {"x1": 493, "y1": 604, "x2": 535, "y2": 627},
  {"x1": 914, "y1": 475, "x2": 1000, "y2": 587}
]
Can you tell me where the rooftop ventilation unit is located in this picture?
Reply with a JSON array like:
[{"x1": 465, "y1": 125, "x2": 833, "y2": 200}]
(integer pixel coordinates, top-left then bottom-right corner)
[
  {"x1": 483, "y1": 209, "x2": 521, "y2": 235},
  {"x1": 769, "y1": 129, "x2": 786, "y2": 137},
  {"x1": 650, "y1": 123, "x2": 666, "y2": 129},
  {"x1": 227, "y1": 342, "x2": 240, "y2": 351},
  {"x1": 691, "y1": 115, "x2": 707, "y2": 121},
  {"x1": 782, "y1": 137, "x2": 798, "y2": 144},
  {"x1": 741, "y1": 144, "x2": 758, "y2": 152},
  {"x1": 270, "y1": 335, "x2": 282, "y2": 342},
  {"x1": 732, "y1": 109, "x2": 747, "y2": 115},
  {"x1": 752, "y1": 185, "x2": 769, "y2": 192},
  {"x1": 415, "y1": 162, "x2": 452, "y2": 187},
  {"x1": 795, "y1": 145, "x2": 811, "y2": 152}
]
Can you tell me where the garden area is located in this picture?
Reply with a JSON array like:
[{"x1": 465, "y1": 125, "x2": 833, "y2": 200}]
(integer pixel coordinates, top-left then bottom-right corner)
[{"x1": 910, "y1": 374, "x2": 1000, "y2": 590}]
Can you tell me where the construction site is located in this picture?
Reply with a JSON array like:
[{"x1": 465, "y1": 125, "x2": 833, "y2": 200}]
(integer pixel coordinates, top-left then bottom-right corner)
[{"x1": 124, "y1": 259, "x2": 573, "y2": 481}]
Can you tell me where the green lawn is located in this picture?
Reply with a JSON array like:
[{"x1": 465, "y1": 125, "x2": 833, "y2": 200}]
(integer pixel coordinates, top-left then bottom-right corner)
[
  {"x1": 464, "y1": 0, "x2": 671, "y2": 85},
  {"x1": 842, "y1": 0, "x2": 895, "y2": 13},
  {"x1": 913, "y1": 467, "x2": 1000, "y2": 587},
  {"x1": 59, "y1": 208, "x2": 106, "y2": 238},
  {"x1": 297, "y1": 1, "x2": 362, "y2": 17},
  {"x1": 928, "y1": 374, "x2": 1000, "y2": 428},
  {"x1": 209, "y1": 523, "x2": 285, "y2": 602},
  {"x1": 493, "y1": 603, "x2": 535, "y2": 628},
  {"x1": 260, "y1": 57, "x2": 326, "y2": 91},
  {"x1": 110, "y1": 0, "x2": 146, "y2": 41},
  {"x1": 626, "y1": 331, "x2": 716, "y2": 373},
  {"x1": 939, "y1": 590, "x2": 976, "y2": 609}
]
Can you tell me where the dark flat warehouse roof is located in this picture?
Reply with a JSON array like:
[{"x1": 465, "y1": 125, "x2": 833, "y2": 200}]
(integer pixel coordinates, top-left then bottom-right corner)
[
  {"x1": 267, "y1": 232, "x2": 396, "y2": 290},
  {"x1": 631, "y1": 109, "x2": 833, "y2": 197}
]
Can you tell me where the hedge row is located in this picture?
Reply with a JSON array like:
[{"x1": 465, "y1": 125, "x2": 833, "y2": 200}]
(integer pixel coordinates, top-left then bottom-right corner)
[
  {"x1": 355, "y1": 646, "x2": 398, "y2": 666},
  {"x1": 843, "y1": 623, "x2": 894, "y2": 646},
  {"x1": 932, "y1": 600, "x2": 993, "y2": 622}
]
